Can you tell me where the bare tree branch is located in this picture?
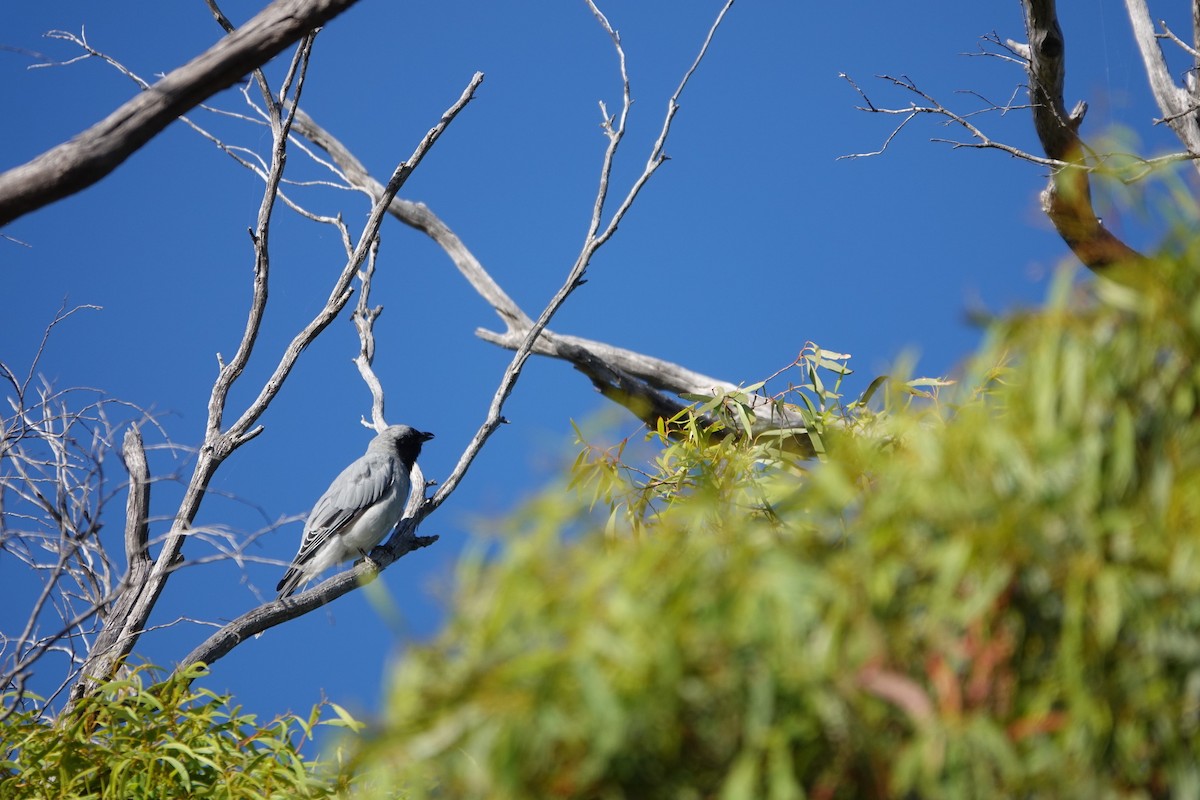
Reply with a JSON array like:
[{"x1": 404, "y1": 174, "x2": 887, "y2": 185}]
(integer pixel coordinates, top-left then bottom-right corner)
[
  {"x1": 288, "y1": 109, "x2": 533, "y2": 336},
  {"x1": 481, "y1": 328, "x2": 819, "y2": 455},
  {"x1": 42, "y1": 28, "x2": 354, "y2": 231},
  {"x1": 843, "y1": 3, "x2": 1151, "y2": 273},
  {"x1": 839, "y1": 70, "x2": 1194, "y2": 179},
  {"x1": 0, "y1": 363, "x2": 155, "y2": 714},
  {"x1": 0, "y1": 0, "x2": 364, "y2": 228},
  {"x1": 427, "y1": 0, "x2": 738, "y2": 512},
  {"x1": 353, "y1": 239, "x2": 389, "y2": 433},
  {"x1": 167, "y1": 74, "x2": 484, "y2": 675},
  {"x1": 1017, "y1": 0, "x2": 1148, "y2": 272},
  {"x1": 118, "y1": 427, "x2": 151, "y2": 614},
  {"x1": 286, "y1": 20, "x2": 817, "y2": 455},
  {"x1": 67, "y1": 46, "x2": 483, "y2": 708},
  {"x1": 1123, "y1": 0, "x2": 1200, "y2": 162},
  {"x1": 838, "y1": 73, "x2": 1062, "y2": 166},
  {"x1": 176, "y1": 0, "x2": 748, "y2": 676},
  {"x1": 1157, "y1": 19, "x2": 1200, "y2": 62},
  {"x1": 211, "y1": 35, "x2": 316, "y2": 439}
]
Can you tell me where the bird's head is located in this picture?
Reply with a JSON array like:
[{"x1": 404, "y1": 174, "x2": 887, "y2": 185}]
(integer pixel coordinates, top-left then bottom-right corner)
[{"x1": 373, "y1": 424, "x2": 434, "y2": 466}]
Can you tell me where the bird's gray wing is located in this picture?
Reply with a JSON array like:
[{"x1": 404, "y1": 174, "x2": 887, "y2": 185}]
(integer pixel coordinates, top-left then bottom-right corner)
[{"x1": 291, "y1": 452, "x2": 399, "y2": 569}]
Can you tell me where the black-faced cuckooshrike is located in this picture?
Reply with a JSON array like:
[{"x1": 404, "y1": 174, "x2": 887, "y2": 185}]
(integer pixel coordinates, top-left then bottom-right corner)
[{"x1": 276, "y1": 424, "x2": 434, "y2": 599}]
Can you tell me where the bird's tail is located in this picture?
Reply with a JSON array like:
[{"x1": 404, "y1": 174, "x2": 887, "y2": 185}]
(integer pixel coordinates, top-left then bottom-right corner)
[{"x1": 276, "y1": 568, "x2": 304, "y2": 599}]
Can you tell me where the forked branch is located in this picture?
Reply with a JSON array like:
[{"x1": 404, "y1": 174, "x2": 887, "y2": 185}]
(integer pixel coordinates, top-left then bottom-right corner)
[
  {"x1": 842, "y1": 0, "x2": 1150, "y2": 274},
  {"x1": 286, "y1": 3, "x2": 813, "y2": 456},
  {"x1": 174, "y1": 74, "x2": 484, "y2": 673},
  {"x1": 176, "y1": 0, "x2": 761, "y2": 673},
  {"x1": 1017, "y1": 0, "x2": 1146, "y2": 272},
  {"x1": 1123, "y1": 0, "x2": 1200, "y2": 163}
]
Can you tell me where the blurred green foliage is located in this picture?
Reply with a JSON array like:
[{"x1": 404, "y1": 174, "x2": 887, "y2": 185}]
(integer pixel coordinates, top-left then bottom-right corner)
[
  {"x1": 350, "y1": 253, "x2": 1200, "y2": 798},
  {"x1": 11, "y1": 246, "x2": 1200, "y2": 799},
  {"x1": 1, "y1": 663, "x2": 360, "y2": 799}
]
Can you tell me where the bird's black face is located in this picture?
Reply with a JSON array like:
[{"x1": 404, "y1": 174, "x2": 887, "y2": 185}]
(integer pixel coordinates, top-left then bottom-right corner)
[
  {"x1": 409, "y1": 429, "x2": 434, "y2": 458},
  {"x1": 386, "y1": 425, "x2": 433, "y2": 467}
]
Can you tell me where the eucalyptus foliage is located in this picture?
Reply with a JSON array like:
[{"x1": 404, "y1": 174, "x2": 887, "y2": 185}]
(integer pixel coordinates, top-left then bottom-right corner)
[
  {"x1": 1, "y1": 663, "x2": 360, "y2": 800},
  {"x1": 351, "y1": 255, "x2": 1200, "y2": 799}
]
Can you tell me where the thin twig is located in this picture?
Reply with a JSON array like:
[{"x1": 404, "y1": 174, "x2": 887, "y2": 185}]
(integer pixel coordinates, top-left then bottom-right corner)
[
  {"x1": 353, "y1": 238, "x2": 388, "y2": 432},
  {"x1": 430, "y1": 0, "x2": 737, "y2": 512},
  {"x1": 839, "y1": 73, "x2": 1066, "y2": 167}
]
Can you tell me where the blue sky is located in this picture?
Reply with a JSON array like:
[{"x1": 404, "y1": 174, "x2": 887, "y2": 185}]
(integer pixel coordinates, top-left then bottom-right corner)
[{"x1": 0, "y1": 1, "x2": 1185, "y2": 735}]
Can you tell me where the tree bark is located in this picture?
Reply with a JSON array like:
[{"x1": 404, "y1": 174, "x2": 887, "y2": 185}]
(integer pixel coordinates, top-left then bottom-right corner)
[
  {"x1": 1123, "y1": 0, "x2": 1200, "y2": 165},
  {"x1": 1018, "y1": 0, "x2": 1147, "y2": 272},
  {"x1": 0, "y1": 0, "x2": 362, "y2": 228}
]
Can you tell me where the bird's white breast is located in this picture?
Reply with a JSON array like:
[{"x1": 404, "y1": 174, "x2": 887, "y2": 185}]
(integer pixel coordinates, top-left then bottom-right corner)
[{"x1": 336, "y1": 476, "x2": 406, "y2": 558}]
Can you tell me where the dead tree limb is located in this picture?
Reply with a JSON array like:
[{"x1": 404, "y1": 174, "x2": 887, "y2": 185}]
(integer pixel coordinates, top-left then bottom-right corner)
[
  {"x1": 1016, "y1": 0, "x2": 1147, "y2": 272},
  {"x1": 175, "y1": 466, "x2": 437, "y2": 671},
  {"x1": 287, "y1": 53, "x2": 818, "y2": 454},
  {"x1": 1123, "y1": 0, "x2": 1200, "y2": 164},
  {"x1": 166, "y1": 72, "x2": 485, "y2": 677},
  {"x1": 69, "y1": 53, "x2": 482, "y2": 708},
  {"x1": 844, "y1": 1, "x2": 1153, "y2": 274},
  {"x1": 0, "y1": 367, "x2": 149, "y2": 714},
  {"x1": 0, "y1": 0, "x2": 362, "y2": 228},
  {"x1": 178, "y1": 1, "x2": 761, "y2": 677}
]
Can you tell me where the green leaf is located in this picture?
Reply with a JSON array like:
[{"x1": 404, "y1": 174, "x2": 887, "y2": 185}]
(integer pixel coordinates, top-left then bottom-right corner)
[
  {"x1": 855, "y1": 374, "x2": 889, "y2": 407},
  {"x1": 324, "y1": 702, "x2": 365, "y2": 732}
]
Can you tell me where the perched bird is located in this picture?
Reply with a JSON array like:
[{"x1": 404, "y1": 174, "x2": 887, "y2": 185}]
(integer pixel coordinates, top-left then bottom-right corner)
[{"x1": 276, "y1": 424, "x2": 434, "y2": 599}]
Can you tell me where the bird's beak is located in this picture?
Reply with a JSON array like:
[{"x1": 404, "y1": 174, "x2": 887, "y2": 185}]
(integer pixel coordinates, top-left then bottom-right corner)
[{"x1": 420, "y1": 431, "x2": 435, "y2": 442}]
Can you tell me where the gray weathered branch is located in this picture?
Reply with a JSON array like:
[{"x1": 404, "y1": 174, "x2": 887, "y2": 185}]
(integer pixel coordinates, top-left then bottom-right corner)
[
  {"x1": 0, "y1": 0, "x2": 362, "y2": 228},
  {"x1": 163, "y1": 74, "x2": 483, "y2": 680},
  {"x1": 70, "y1": 53, "x2": 482, "y2": 706},
  {"x1": 1123, "y1": 0, "x2": 1200, "y2": 164},
  {"x1": 176, "y1": 465, "x2": 437, "y2": 671},
  {"x1": 845, "y1": 2, "x2": 1151, "y2": 274},
  {"x1": 289, "y1": 108, "x2": 533, "y2": 336},
  {"x1": 117, "y1": 427, "x2": 151, "y2": 618},
  {"x1": 0, "y1": 366, "x2": 143, "y2": 714},
  {"x1": 286, "y1": 1, "x2": 814, "y2": 456}
]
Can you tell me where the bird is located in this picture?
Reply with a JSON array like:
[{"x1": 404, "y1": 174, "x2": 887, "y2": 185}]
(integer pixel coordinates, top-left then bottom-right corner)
[{"x1": 276, "y1": 424, "x2": 434, "y2": 599}]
